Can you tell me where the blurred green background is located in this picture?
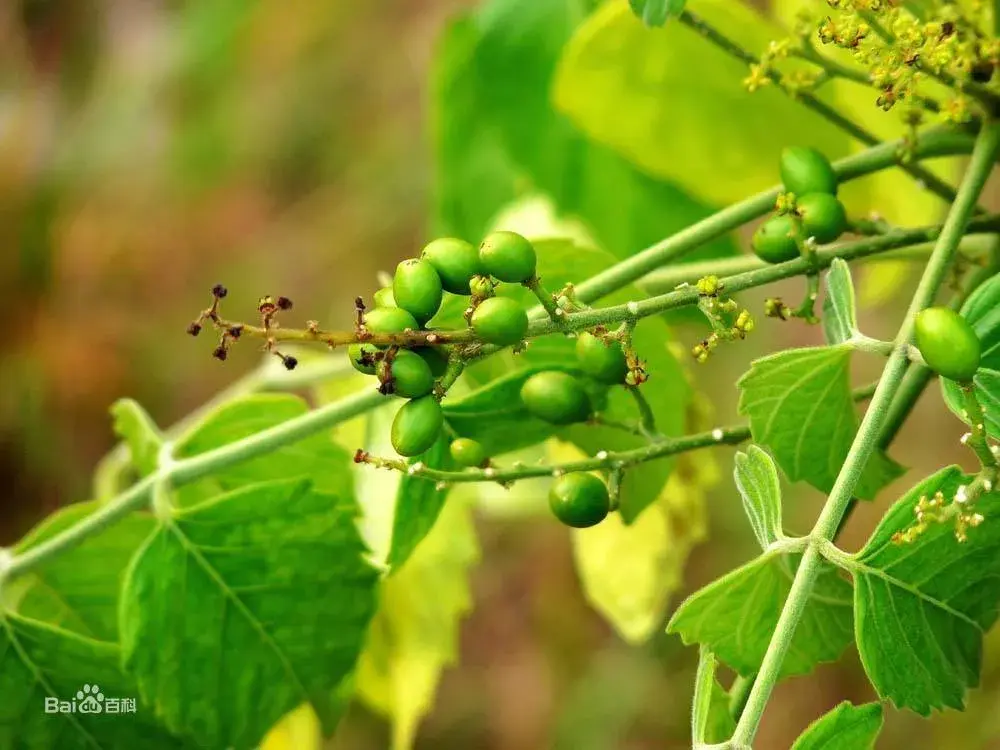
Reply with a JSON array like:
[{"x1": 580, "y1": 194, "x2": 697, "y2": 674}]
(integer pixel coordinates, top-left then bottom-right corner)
[{"x1": 2, "y1": 0, "x2": 999, "y2": 748}]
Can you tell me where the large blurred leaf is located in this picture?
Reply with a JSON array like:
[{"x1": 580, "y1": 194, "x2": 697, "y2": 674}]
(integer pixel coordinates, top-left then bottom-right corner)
[
  {"x1": 942, "y1": 271, "x2": 1000, "y2": 435},
  {"x1": 433, "y1": 0, "x2": 737, "y2": 264},
  {"x1": 553, "y1": 0, "x2": 851, "y2": 207},
  {"x1": 356, "y1": 496, "x2": 479, "y2": 750},
  {"x1": 853, "y1": 467, "x2": 1000, "y2": 715}
]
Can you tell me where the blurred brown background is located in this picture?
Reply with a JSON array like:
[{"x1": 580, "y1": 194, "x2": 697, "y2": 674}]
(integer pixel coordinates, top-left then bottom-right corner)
[{"x1": 2, "y1": 1, "x2": 999, "y2": 748}]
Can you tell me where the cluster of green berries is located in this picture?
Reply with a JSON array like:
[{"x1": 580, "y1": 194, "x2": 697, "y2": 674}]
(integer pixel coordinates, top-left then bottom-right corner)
[
  {"x1": 349, "y1": 231, "x2": 540, "y2": 458},
  {"x1": 752, "y1": 147, "x2": 848, "y2": 264}
]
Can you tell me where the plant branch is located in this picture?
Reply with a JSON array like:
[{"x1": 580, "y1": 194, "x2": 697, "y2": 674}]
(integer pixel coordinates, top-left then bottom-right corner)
[
  {"x1": 677, "y1": 10, "x2": 964, "y2": 205},
  {"x1": 730, "y1": 120, "x2": 1000, "y2": 747}
]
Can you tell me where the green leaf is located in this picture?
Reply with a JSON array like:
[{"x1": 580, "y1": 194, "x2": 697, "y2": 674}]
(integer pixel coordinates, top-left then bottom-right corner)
[
  {"x1": 852, "y1": 466, "x2": 1000, "y2": 715},
  {"x1": 553, "y1": 1, "x2": 852, "y2": 207},
  {"x1": 11, "y1": 502, "x2": 155, "y2": 641},
  {"x1": 356, "y1": 495, "x2": 479, "y2": 750},
  {"x1": 120, "y1": 478, "x2": 379, "y2": 748},
  {"x1": 433, "y1": 0, "x2": 737, "y2": 267},
  {"x1": 442, "y1": 364, "x2": 587, "y2": 456},
  {"x1": 691, "y1": 646, "x2": 734, "y2": 746},
  {"x1": 0, "y1": 613, "x2": 188, "y2": 749},
  {"x1": 790, "y1": 701, "x2": 883, "y2": 750},
  {"x1": 386, "y1": 433, "x2": 455, "y2": 571},
  {"x1": 628, "y1": 0, "x2": 685, "y2": 27},
  {"x1": 822, "y1": 259, "x2": 859, "y2": 346},
  {"x1": 668, "y1": 553, "x2": 854, "y2": 678},
  {"x1": 942, "y1": 271, "x2": 1000, "y2": 435},
  {"x1": 733, "y1": 445, "x2": 783, "y2": 551},
  {"x1": 738, "y1": 346, "x2": 904, "y2": 500},
  {"x1": 173, "y1": 393, "x2": 354, "y2": 498},
  {"x1": 111, "y1": 399, "x2": 164, "y2": 477}
]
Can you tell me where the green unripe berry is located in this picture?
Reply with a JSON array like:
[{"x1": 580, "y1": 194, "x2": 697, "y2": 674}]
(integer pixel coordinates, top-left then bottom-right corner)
[
  {"x1": 421, "y1": 238, "x2": 482, "y2": 295},
  {"x1": 914, "y1": 306, "x2": 981, "y2": 382},
  {"x1": 373, "y1": 287, "x2": 396, "y2": 308},
  {"x1": 393, "y1": 258, "x2": 443, "y2": 325},
  {"x1": 348, "y1": 343, "x2": 379, "y2": 375},
  {"x1": 390, "y1": 395, "x2": 444, "y2": 457},
  {"x1": 780, "y1": 146, "x2": 838, "y2": 196},
  {"x1": 796, "y1": 193, "x2": 847, "y2": 244},
  {"x1": 365, "y1": 306, "x2": 419, "y2": 338},
  {"x1": 520, "y1": 371, "x2": 591, "y2": 425},
  {"x1": 549, "y1": 473, "x2": 610, "y2": 528},
  {"x1": 450, "y1": 438, "x2": 487, "y2": 468},
  {"x1": 576, "y1": 332, "x2": 628, "y2": 385},
  {"x1": 479, "y1": 231, "x2": 537, "y2": 283},
  {"x1": 470, "y1": 297, "x2": 528, "y2": 346},
  {"x1": 752, "y1": 214, "x2": 799, "y2": 264},
  {"x1": 378, "y1": 350, "x2": 435, "y2": 398},
  {"x1": 415, "y1": 346, "x2": 449, "y2": 377}
]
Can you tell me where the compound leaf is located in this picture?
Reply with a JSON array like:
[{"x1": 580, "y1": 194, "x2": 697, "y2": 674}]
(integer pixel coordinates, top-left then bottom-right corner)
[
  {"x1": 668, "y1": 553, "x2": 853, "y2": 678},
  {"x1": 120, "y1": 478, "x2": 379, "y2": 748},
  {"x1": 738, "y1": 346, "x2": 903, "y2": 500},
  {"x1": 733, "y1": 445, "x2": 783, "y2": 551},
  {"x1": 853, "y1": 466, "x2": 1000, "y2": 714},
  {"x1": 790, "y1": 701, "x2": 883, "y2": 750}
]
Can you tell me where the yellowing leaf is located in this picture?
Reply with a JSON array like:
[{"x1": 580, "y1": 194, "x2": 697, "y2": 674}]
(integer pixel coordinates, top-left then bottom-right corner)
[
  {"x1": 551, "y1": 440, "x2": 717, "y2": 643},
  {"x1": 553, "y1": 0, "x2": 851, "y2": 207},
  {"x1": 355, "y1": 495, "x2": 480, "y2": 750},
  {"x1": 260, "y1": 703, "x2": 321, "y2": 750}
]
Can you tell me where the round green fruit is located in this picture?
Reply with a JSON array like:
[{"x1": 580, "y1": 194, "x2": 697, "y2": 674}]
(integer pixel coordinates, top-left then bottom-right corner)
[
  {"x1": 780, "y1": 146, "x2": 838, "y2": 196},
  {"x1": 549, "y1": 473, "x2": 610, "y2": 528},
  {"x1": 390, "y1": 396, "x2": 444, "y2": 457},
  {"x1": 393, "y1": 258, "x2": 443, "y2": 325},
  {"x1": 365, "y1": 306, "x2": 419, "y2": 339},
  {"x1": 372, "y1": 287, "x2": 396, "y2": 308},
  {"x1": 470, "y1": 297, "x2": 528, "y2": 346},
  {"x1": 421, "y1": 237, "x2": 482, "y2": 295},
  {"x1": 752, "y1": 215, "x2": 799, "y2": 264},
  {"x1": 378, "y1": 350, "x2": 435, "y2": 398},
  {"x1": 520, "y1": 371, "x2": 591, "y2": 425},
  {"x1": 797, "y1": 193, "x2": 847, "y2": 244},
  {"x1": 479, "y1": 231, "x2": 537, "y2": 283},
  {"x1": 415, "y1": 346, "x2": 450, "y2": 377},
  {"x1": 347, "y1": 343, "x2": 379, "y2": 375},
  {"x1": 914, "y1": 306, "x2": 981, "y2": 382},
  {"x1": 450, "y1": 438, "x2": 487, "y2": 468},
  {"x1": 576, "y1": 332, "x2": 628, "y2": 385}
]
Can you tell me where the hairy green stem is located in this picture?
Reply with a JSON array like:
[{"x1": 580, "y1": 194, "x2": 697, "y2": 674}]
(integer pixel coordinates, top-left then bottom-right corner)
[{"x1": 730, "y1": 120, "x2": 1000, "y2": 746}]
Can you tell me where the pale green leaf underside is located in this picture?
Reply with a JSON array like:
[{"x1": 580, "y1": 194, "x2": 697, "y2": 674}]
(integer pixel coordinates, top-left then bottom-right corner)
[
  {"x1": 13, "y1": 502, "x2": 155, "y2": 642},
  {"x1": 668, "y1": 553, "x2": 853, "y2": 678},
  {"x1": 852, "y1": 466, "x2": 1000, "y2": 715},
  {"x1": 790, "y1": 701, "x2": 882, "y2": 750},
  {"x1": 0, "y1": 613, "x2": 187, "y2": 749},
  {"x1": 733, "y1": 445, "x2": 783, "y2": 550},
  {"x1": 822, "y1": 259, "x2": 858, "y2": 346},
  {"x1": 120, "y1": 478, "x2": 379, "y2": 749},
  {"x1": 738, "y1": 346, "x2": 903, "y2": 500},
  {"x1": 691, "y1": 646, "x2": 734, "y2": 746}
]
